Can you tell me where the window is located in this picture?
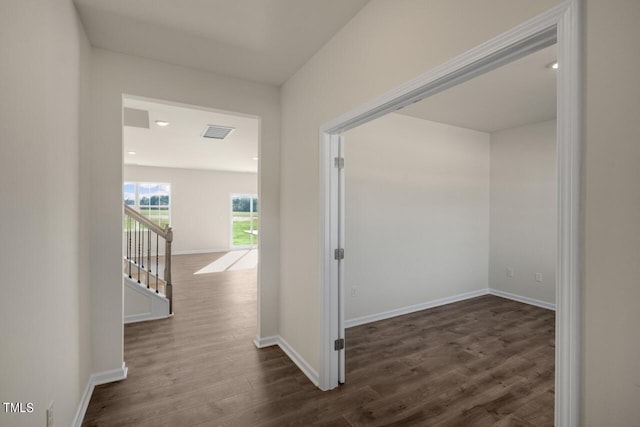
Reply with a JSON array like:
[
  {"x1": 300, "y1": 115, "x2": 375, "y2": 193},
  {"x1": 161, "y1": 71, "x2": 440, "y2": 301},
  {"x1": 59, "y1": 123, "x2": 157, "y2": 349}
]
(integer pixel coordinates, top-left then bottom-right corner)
[
  {"x1": 231, "y1": 194, "x2": 258, "y2": 247},
  {"x1": 124, "y1": 182, "x2": 171, "y2": 228}
]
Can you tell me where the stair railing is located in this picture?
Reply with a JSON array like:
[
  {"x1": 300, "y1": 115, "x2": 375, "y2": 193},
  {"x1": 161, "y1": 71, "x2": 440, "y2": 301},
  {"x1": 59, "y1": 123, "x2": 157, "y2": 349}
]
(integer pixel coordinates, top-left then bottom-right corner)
[{"x1": 124, "y1": 204, "x2": 173, "y2": 314}]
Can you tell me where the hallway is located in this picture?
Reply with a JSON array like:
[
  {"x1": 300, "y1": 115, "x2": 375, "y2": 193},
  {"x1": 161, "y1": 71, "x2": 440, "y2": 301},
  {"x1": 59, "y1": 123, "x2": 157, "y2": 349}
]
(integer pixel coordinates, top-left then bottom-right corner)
[{"x1": 83, "y1": 253, "x2": 554, "y2": 426}]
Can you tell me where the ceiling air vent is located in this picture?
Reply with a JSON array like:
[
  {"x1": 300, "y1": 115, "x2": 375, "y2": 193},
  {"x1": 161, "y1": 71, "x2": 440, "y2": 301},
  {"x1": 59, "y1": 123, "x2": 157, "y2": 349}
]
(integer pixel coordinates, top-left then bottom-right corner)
[{"x1": 201, "y1": 125, "x2": 235, "y2": 140}]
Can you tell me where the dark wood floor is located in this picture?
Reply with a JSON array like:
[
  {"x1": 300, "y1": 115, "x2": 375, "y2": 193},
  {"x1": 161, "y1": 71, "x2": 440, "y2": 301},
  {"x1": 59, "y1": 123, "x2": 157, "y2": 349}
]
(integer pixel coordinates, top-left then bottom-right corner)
[{"x1": 83, "y1": 253, "x2": 555, "y2": 426}]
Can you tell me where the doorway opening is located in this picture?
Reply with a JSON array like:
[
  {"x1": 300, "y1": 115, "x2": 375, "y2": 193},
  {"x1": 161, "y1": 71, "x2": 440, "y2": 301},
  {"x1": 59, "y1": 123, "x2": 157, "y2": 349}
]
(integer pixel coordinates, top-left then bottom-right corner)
[
  {"x1": 319, "y1": 2, "x2": 581, "y2": 426},
  {"x1": 121, "y1": 95, "x2": 261, "y2": 324}
]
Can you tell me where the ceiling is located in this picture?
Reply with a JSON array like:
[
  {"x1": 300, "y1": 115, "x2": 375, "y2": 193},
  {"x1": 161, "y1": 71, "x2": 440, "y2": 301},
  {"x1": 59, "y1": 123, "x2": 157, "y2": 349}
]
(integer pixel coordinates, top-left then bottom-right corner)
[
  {"x1": 398, "y1": 44, "x2": 557, "y2": 133},
  {"x1": 123, "y1": 98, "x2": 259, "y2": 173},
  {"x1": 80, "y1": 1, "x2": 554, "y2": 138},
  {"x1": 74, "y1": 0, "x2": 369, "y2": 85}
]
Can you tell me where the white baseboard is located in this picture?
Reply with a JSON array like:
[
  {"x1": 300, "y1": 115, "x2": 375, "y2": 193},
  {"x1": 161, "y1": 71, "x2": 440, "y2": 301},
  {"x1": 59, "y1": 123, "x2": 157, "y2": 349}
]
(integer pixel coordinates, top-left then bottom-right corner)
[
  {"x1": 275, "y1": 336, "x2": 319, "y2": 387},
  {"x1": 72, "y1": 363, "x2": 127, "y2": 427},
  {"x1": 344, "y1": 288, "x2": 556, "y2": 330},
  {"x1": 489, "y1": 289, "x2": 556, "y2": 311},
  {"x1": 173, "y1": 248, "x2": 229, "y2": 255},
  {"x1": 345, "y1": 288, "x2": 490, "y2": 328},
  {"x1": 124, "y1": 312, "x2": 173, "y2": 324},
  {"x1": 91, "y1": 362, "x2": 128, "y2": 386},
  {"x1": 253, "y1": 335, "x2": 319, "y2": 387},
  {"x1": 253, "y1": 335, "x2": 278, "y2": 348},
  {"x1": 71, "y1": 376, "x2": 94, "y2": 427}
]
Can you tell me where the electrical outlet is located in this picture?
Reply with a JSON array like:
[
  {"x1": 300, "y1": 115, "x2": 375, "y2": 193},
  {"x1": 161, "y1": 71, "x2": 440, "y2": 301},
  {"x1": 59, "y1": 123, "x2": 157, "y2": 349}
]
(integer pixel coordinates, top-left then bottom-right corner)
[
  {"x1": 350, "y1": 287, "x2": 357, "y2": 297},
  {"x1": 535, "y1": 272, "x2": 543, "y2": 283},
  {"x1": 506, "y1": 268, "x2": 514, "y2": 278},
  {"x1": 47, "y1": 401, "x2": 54, "y2": 427}
]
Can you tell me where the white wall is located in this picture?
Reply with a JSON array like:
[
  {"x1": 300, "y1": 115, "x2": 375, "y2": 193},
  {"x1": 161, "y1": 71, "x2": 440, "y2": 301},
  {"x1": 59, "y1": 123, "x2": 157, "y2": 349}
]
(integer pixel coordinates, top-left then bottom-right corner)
[
  {"x1": 280, "y1": 0, "x2": 640, "y2": 422},
  {"x1": 0, "y1": 1, "x2": 92, "y2": 426},
  {"x1": 489, "y1": 120, "x2": 556, "y2": 305},
  {"x1": 125, "y1": 165, "x2": 257, "y2": 253},
  {"x1": 583, "y1": 1, "x2": 640, "y2": 424},
  {"x1": 89, "y1": 49, "x2": 281, "y2": 376},
  {"x1": 124, "y1": 284, "x2": 151, "y2": 316},
  {"x1": 3, "y1": 0, "x2": 636, "y2": 424},
  {"x1": 123, "y1": 278, "x2": 170, "y2": 323},
  {"x1": 344, "y1": 113, "x2": 490, "y2": 321},
  {"x1": 280, "y1": 0, "x2": 561, "y2": 375}
]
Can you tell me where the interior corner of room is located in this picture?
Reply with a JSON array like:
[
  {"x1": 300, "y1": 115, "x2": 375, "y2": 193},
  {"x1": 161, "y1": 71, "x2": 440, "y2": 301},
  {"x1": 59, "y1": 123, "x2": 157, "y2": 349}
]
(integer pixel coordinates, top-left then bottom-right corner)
[
  {"x1": 335, "y1": 40, "x2": 559, "y2": 398},
  {"x1": 6, "y1": 0, "x2": 640, "y2": 425}
]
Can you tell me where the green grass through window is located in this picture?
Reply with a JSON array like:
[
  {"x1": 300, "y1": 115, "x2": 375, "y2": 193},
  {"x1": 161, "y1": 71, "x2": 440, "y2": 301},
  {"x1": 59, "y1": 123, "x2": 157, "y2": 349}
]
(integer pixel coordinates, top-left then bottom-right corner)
[{"x1": 232, "y1": 215, "x2": 258, "y2": 246}]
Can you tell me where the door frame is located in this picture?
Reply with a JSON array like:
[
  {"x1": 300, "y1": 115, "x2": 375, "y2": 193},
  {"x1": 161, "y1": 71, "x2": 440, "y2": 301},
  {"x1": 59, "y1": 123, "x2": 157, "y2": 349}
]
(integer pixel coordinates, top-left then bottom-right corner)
[{"x1": 318, "y1": 1, "x2": 582, "y2": 426}]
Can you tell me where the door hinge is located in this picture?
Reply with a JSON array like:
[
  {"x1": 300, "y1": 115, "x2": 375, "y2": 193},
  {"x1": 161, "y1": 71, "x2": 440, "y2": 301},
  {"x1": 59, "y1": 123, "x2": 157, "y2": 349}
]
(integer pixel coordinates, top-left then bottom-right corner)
[
  {"x1": 334, "y1": 248, "x2": 344, "y2": 260},
  {"x1": 334, "y1": 157, "x2": 344, "y2": 169},
  {"x1": 334, "y1": 338, "x2": 345, "y2": 351}
]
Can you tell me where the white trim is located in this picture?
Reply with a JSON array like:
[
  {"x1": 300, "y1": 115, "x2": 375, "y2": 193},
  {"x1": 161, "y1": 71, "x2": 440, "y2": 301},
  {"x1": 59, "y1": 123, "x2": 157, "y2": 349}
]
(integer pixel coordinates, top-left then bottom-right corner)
[
  {"x1": 71, "y1": 377, "x2": 94, "y2": 427},
  {"x1": 276, "y1": 336, "x2": 320, "y2": 387},
  {"x1": 253, "y1": 335, "x2": 319, "y2": 386},
  {"x1": 345, "y1": 289, "x2": 490, "y2": 328},
  {"x1": 337, "y1": 136, "x2": 345, "y2": 384},
  {"x1": 318, "y1": 133, "x2": 342, "y2": 390},
  {"x1": 253, "y1": 335, "x2": 278, "y2": 348},
  {"x1": 319, "y1": 5, "x2": 566, "y2": 135},
  {"x1": 92, "y1": 363, "x2": 128, "y2": 386},
  {"x1": 344, "y1": 289, "x2": 556, "y2": 330},
  {"x1": 318, "y1": 1, "x2": 581, "y2": 425},
  {"x1": 124, "y1": 276, "x2": 170, "y2": 323},
  {"x1": 489, "y1": 289, "x2": 556, "y2": 311},
  {"x1": 124, "y1": 312, "x2": 173, "y2": 324},
  {"x1": 124, "y1": 181, "x2": 172, "y2": 227},
  {"x1": 72, "y1": 363, "x2": 127, "y2": 427},
  {"x1": 555, "y1": 3, "x2": 582, "y2": 426},
  {"x1": 172, "y1": 248, "x2": 230, "y2": 255}
]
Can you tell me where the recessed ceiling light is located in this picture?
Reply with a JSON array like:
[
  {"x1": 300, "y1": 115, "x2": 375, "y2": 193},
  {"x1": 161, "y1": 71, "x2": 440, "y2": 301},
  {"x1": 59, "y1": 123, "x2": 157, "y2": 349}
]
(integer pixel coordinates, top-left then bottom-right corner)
[
  {"x1": 155, "y1": 120, "x2": 170, "y2": 127},
  {"x1": 127, "y1": 151, "x2": 137, "y2": 155},
  {"x1": 547, "y1": 61, "x2": 559, "y2": 70},
  {"x1": 252, "y1": 157, "x2": 259, "y2": 161}
]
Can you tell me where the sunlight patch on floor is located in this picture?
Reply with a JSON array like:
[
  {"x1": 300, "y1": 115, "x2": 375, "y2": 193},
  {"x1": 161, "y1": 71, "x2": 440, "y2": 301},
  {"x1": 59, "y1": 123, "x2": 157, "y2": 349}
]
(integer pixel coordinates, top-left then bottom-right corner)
[
  {"x1": 228, "y1": 248, "x2": 258, "y2": 271},
  {"x1": 194, "y1": 249, "x2": 258, "y2": 274}
]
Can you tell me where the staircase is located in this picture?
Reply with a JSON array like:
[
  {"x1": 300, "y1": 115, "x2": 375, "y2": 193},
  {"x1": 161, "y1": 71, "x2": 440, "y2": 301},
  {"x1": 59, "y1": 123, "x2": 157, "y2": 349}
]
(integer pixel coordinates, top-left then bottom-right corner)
[{"x1": 123, "y1": 204, "x2": 173, "y2": 323}]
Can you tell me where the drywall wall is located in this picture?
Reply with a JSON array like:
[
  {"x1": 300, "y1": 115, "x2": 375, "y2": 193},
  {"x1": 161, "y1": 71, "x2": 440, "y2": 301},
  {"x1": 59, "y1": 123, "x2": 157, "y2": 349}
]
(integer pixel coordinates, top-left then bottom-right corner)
[
  {"x1": 124, "y1": 165, "x2": 257, "y2": 253},
  {"x1": 89, "y1": 49, "x2": 281, "y2": 376},
  {"x1": 281, "y1": 0, "x2": 640, "y2": 421},
  {"x1": 344, "y1": 116, "x2": 555, "y2": 321},
  {"x1": 489, "y1": 120, "x2": 556, "y2": 305},
  {"x1": 124, "y1": 284, "x2": 151, "y2": 316},
  {"x1": 344, "y1": 113, "x2": 490, "y2": 321},
  {"x1": 583, "y1": 0, "x2": 640, "y2": 424},
  {"x1": 77, "y1": 2, "x2": 93, "y2": 424},
  {"x1": 280, "y1": 0, "x2": 561, "y2": 375},
  {"x1": 0, "y1": 0, "x2": 92, "y2": 426},
  {"x1": 123, "y1": 278, "x2": 170, "y2": 323}
]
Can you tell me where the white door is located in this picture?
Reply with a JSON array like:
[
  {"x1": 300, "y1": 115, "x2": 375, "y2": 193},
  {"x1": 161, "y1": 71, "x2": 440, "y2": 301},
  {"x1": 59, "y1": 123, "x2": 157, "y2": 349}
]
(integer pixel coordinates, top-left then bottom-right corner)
[{"x1": 337, "y1": 135, "x2": 346, "y2": 384}]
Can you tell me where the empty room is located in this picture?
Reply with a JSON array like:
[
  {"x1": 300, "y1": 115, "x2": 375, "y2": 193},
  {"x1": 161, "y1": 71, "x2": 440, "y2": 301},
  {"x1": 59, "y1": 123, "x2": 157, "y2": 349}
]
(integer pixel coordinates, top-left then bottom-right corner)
[
  {"x1": 121, "y1": 97, "x2": 260, "y2": 323},
  {"x1": 336, "y1": 43, "x2": 558, "y2": 425}
]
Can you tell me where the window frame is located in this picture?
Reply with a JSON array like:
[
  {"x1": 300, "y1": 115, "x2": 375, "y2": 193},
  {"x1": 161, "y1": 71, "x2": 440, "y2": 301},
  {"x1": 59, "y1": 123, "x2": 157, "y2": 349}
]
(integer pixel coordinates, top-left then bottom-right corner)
[
  {"x1": 230, "y1": 193, "x2": 259, "y2": 249},
  {"x1": 124, "y1": 181, "x2": 172, "y2": 228}
]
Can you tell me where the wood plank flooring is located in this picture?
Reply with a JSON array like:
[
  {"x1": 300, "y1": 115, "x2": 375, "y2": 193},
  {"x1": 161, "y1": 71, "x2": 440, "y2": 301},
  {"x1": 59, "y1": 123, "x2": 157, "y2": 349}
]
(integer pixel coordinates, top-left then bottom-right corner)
[{"x1": 83, "y1": 253, "x2": 555, "y2": 426}]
